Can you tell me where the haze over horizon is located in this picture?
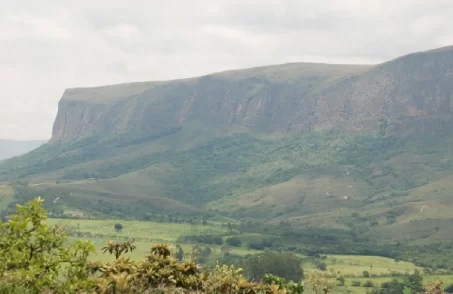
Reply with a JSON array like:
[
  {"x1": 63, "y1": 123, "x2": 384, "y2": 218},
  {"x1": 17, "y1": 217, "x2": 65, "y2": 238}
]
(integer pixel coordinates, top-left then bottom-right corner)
[{"x1": 2, "y1": 0, "x2": 453, "y2": 140}]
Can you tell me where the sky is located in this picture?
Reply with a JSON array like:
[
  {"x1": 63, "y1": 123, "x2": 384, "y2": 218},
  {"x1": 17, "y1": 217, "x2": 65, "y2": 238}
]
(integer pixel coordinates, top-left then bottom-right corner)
[{"x1": 1, "y1": 0, "x2": 453, "y2": 140}]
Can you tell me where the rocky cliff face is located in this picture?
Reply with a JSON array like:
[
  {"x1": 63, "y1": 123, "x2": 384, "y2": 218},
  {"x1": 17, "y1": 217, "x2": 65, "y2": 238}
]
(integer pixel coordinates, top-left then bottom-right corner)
[
  {"x1": 51, "y1": 46, "x2": 453, "y2": 143},
  {"x1": 313, "y1": 46, "x2": 453, "y2": 134},
  {"x1": 4, "y1": 46, "x2": 453, "y2": 233}
]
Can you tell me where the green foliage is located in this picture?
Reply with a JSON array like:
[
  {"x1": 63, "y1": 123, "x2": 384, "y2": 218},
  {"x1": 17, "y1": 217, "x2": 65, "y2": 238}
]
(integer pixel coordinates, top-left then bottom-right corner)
[
  {"x1": 263, "y1": 274, "x2": 304, "y2": 293},
  {"x1": 114, "y1": 223, "x2": 123, "y2": 232},
  {"x1": 101, "y1": 240, "x2": 136, "y2": 259},
  {"x1": 248, "y1": 238, "x2": 276, "y2": 250},
  {"x1": 404, "y1": 270, "x2": 424, "y2": 293},
  {"x1": 316, "y1": 262, "x2": 327, "y2": 271},
  {"x1": 226, "y1": 237, "x2": 242, "y2": 247},
  {"x1": 177, "y1": 235, "x2": 224, "y2": 245},
  {"x1": 336, "y1": 276, "x2": 345, "y2": 286},
  {"x1": 5, "y1": 119, "x2": 453, "y2": 271},
  {"x1": 175, "y1": 245, "x2": 184, "y2": 261},
  {"x1": 0, "y1": 197, "x2": 312, "y2": 293},
  {"x1": 445, "y1": 283, "x2": 453, "y2": 293},
  {"x1": 305, "y1": 268, "x2": 342, "y2": 294},
  {"x1": 241, "y1": 251, "x2": 303, "y2": 282},
  {"x1": 0, "y1": 197, "x2": 95, "y2": 293},
  {"x1": 363, "y1": 280, "x2": 375, "y2": 288},
  {"x1": 380, "y1": 279, "x2": 405, "y2": 294}
]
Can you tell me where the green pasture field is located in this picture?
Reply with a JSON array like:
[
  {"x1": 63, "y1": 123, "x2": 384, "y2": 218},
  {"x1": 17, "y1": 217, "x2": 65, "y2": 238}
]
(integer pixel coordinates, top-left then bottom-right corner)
[
  {"x1": 49, "y1": 217, "x2": 260, "y2": 261},
  {"x1": 48, "y1": 217, "x2": 453, "y2": 294},
  {"x1": 0, "y1": 185, "x2": 14, "y2": 211},
  {"x1": 342, "y1": 275, "x2": 453, "y2": 294},
  {"x1": 321, "y1": 254, "x2": 420, "y2": 276},
  {"x1": 47, "y1": 218, "x2": 231, "y2": 243}
]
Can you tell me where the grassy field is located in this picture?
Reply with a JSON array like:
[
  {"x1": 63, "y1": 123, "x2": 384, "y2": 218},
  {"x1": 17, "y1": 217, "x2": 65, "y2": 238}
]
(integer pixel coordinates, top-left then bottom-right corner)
[
  {"x1": 48, "y1": 217, "x2": 261, "y2": 261},
  {"x1": 50, "y1": 217, "x2": 425, "y2": 274},
  {"x1": 321, "y1": 254, "x2": 420, "y2": 276},
  {"x1": 342, "y1": 275, "x2": 453, "y2": 294},
  {"x1": 27, "y1": 217, "x2": 453, "y2": 293},
  {"x1": 47, "y1": 218, "x2": 232, "y2": 243},
  {"x1": 0, "y1": 185, "x2": 14, "y2": 211}
]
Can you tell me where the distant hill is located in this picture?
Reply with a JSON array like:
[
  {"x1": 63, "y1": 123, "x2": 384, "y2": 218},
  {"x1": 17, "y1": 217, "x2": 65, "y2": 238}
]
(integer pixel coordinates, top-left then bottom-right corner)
[
  {"x1": 2, "y1": 45, "x2": 453, "y2": 246},
  {"x1": 0, "y1": 139, "x2": 46, "y2": 160}
]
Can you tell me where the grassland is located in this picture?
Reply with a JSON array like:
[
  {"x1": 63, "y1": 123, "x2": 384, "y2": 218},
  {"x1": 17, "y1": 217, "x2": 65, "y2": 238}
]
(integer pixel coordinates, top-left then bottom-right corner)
[
  {"x1": 0, "y1": 185, "x2": 14, "y2": 211},
  {"x1": 0, "y1": 215, "x2": 446, "y2": 293},
  {"x1": 47, "y1": 217, "x2": 258, "y2": 261},
  {"x1": 319, "y1": 255, "x2": 420, "y2": 276},
  {"x1": 47, "y1": 218, "x2": 231, "y2": 243},
  {"x1": 342, "y1": 275, "x2": 453, "y2": 294},
  {"x1": 48, "y1": 217, "x2": 429, "y2": 277}
]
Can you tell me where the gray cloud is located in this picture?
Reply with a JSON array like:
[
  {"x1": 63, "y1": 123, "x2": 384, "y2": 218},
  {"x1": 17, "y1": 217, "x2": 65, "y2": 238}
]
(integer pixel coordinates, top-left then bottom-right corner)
[{"x1": 1, "y1": 0, "x2": 453, "y2": 139}]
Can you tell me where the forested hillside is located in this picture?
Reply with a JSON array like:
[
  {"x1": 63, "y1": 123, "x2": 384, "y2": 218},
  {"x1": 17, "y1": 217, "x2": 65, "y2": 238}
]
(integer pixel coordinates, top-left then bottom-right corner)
[
  {"x1": 2, "y1": 46, "x2": 453, "y2": 269},
  {"x1": 0, "y1": 139, "x2": 45, "y2": 160}
]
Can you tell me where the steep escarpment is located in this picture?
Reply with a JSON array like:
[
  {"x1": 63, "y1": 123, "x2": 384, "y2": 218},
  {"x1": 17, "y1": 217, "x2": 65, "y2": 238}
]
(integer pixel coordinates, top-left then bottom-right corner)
[
  {"x1": 50, "y1": 46, "x2": 453, "y2": 144},
  {"x1": 51, "y1": 63, "x2": 372, "y2": 142},
  {"x1": 312, "y1": 46, "x2": 453, "y2": 134},
  {"x1": 3, "y1": 46, "x2": 453, "y2": 239}
]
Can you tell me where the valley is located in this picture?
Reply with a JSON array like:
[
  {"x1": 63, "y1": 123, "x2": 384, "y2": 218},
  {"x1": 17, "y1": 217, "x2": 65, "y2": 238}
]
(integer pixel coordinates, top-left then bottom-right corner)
[{"x1": 2, "y1": 45, "x2": 453, "y2": 293}]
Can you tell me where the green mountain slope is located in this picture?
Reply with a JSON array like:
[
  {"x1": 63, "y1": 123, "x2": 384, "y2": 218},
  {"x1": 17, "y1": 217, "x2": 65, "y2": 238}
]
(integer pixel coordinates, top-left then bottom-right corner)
[
  {"x1": 2, "y1": 46, "x2": 453, "y2": 247},
  {"x1": 0, "y1": 139, "x2": 46, "y2": 161}
]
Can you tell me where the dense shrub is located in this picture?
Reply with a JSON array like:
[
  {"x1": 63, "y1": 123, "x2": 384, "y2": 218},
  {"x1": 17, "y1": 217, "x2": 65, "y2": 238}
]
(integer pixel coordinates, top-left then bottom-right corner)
[
  {"x1": 0, "y1": 198, "x2": 304, "y2": 294},
  {"x1": 380, "y1": 279, "x2": 405, "y2": 294},
  {"x1": 177, "y1": 235, "x2": 223, "y2": 245},
  {"x1": 241, "y1": 251, "x2": 303, "y2": 282},
  {"x1": 316, "y1": 262, "x2": 327, "y2": 271},
  {"x1": 248, "y1": 238, "x2": 274, "y2": 250},
  {"x1": 404, "y1": 270, "x2": 424, "y2": 293},
  {"x1": 114, "y1": 223, "x2": 123, "y2": 231},
  {"x1": 226, "y1": 237, "x2": 242, "y2": 247},
  {"x1": 363, "y1": 280, "x2": 375, "y2": 287}
]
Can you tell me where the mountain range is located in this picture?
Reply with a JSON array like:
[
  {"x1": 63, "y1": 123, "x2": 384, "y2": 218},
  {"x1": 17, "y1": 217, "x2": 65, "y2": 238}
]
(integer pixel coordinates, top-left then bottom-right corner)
[{"x1": 2, "y1": 45, "x2": 453, "y2": 246}]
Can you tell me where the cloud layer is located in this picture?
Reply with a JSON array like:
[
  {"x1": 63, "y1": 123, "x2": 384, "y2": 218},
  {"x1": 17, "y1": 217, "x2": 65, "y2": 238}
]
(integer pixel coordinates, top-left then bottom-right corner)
[{"x1": 1, "y1": 0, "x2": 453, "y2": 139}]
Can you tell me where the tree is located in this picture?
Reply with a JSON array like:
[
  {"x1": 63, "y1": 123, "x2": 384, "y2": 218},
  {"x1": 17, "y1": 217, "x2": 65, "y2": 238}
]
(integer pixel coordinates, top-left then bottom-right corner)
[
  {"x1": 426, "y1": 281, "x2": 444, "y2": 294},
  {"x1": 114, "y1": 223, "x2": 123, "y2": 232},
  {"x1": 363, "y1": 280, "x2": 374, "y2": 288},
  {"x1": 351, "y1": 280, "x2": 361, "y2": 287},
  {"x1": 362, "y1": 270, "x2": 370, "y2": 278},
  {"x1": 176, "y1": 245, "x2": 184, "y2": 261},
  {"x1": 242, "y1": 251, "x2": 303, "y2": 282},
  {"x1": 405, "y1": 270, "x2": 423, "y2": 293},
  {"x1": 0, "y1": 197, "x2": 95, "y2": 292},
  {"x1": 381, "y1": 279, "x2": 404, "y2": 294},
  {"x1": 226, "y1": 237, "x2": 242, "y2": 247},
  {"x1": 227, "y1": 222, "x2": 233, "y2": 233},
  {"x1": 0, "y1": 197, "x2": 362, "y2": 294},
  {"x1": 336, "y1": 276, "x2": 345, "y2": 286},
  {"x1": 101, "y1": 240, "x2": 136, "y2": 260},
  {"x1": 305, "y1": 268, "x2": 341, "y2": 294},
  {"x1": 316, "y1": 262, "x2": 327, "y2": 271}
]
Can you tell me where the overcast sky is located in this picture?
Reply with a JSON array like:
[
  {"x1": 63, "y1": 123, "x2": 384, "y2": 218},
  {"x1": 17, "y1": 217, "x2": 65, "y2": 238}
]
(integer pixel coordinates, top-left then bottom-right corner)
[{"x1": 1, "y1": 0, "x2": 453, "y2": 140}]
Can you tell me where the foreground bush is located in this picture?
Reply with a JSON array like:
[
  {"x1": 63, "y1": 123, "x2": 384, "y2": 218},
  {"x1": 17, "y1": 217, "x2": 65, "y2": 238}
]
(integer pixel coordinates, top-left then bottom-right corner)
[{"x1": 0, "y1": 198, "x2": 304, "y2": 293}]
